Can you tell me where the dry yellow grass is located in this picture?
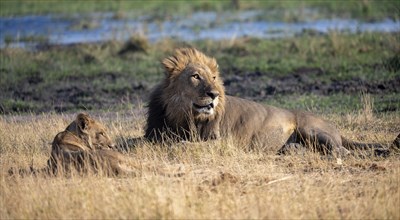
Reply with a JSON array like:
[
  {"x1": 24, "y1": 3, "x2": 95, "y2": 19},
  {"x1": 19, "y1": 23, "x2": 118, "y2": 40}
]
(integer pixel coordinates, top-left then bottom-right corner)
[{"x1": 1, "y1": 107, "x2": 399, "y2": 219}]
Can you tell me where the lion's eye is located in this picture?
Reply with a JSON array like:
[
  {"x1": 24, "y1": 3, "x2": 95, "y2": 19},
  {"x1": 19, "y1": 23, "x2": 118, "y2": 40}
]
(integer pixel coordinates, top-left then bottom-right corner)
[
  {"x1": 192, "y1": 74, "x2": 200, "y2": 80},
  {"x1": 98, "y1": 132, "x2": 105, "y2": 136},
  {"x1": 213, "y1": 76, "x2": 216, "y2": 81}
]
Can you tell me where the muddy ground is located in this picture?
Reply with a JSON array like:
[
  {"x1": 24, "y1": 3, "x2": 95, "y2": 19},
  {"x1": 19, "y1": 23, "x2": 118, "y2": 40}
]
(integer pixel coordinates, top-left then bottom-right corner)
[
  {"x1": 225, "y1": 67, "x2": 400, "y2": 99},
  {"x1": 2, "y1": 65, "x2": 399, "y2": 114}
]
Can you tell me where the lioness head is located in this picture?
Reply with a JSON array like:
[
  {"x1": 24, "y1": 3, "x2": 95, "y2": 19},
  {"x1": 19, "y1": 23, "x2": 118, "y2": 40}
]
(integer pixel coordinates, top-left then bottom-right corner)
[
  {"x1": 161, "y1": 48, "x2": 225, "y2": 123},
  {"x1": 65, "y1": 113, "x2": 115, "y2": 150}
]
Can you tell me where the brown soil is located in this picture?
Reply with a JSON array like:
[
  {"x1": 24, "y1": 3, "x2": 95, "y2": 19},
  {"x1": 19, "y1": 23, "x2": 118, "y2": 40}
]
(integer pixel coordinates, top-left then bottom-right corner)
[
  {"x1": 1, "y1": 67, "x2": 399, "y2": 113},
  {"x1": 224, "y1": 67, "x2": 400, "y2": 100}
]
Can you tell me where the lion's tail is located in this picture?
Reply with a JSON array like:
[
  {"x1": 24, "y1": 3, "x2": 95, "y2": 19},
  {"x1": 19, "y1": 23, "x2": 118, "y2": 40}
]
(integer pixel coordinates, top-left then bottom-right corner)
[
  {"x1": 8, "y1": 167, "x2": 49, "y2": 177},
  {"x1": 341, "y1": 137, "x2": 384, "y2": 150},
  {"x1": 8, "y1": 160, "x2": 51, "y2": 177},
  {"x1": 341, "y1": 133, "x2": 400, "y2": 157},
  {"x1": 391, "y1": 133, "x2": 400, "y2": 151}
]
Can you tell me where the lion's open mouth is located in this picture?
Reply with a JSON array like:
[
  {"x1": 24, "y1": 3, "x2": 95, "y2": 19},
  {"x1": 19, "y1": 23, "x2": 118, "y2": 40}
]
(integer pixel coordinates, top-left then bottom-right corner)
[
  {"x1": 193, "y1": 102, "x2": 215, "y2": 114},
  {"x1": 193, "y1": 103, "x2": 214, "y2": 109}
]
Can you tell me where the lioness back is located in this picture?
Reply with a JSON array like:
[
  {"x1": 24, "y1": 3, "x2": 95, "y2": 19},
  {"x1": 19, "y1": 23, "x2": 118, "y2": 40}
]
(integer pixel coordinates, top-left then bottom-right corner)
[{"x1": 48, "y1": 113, "x2": 133, "y2": 176}]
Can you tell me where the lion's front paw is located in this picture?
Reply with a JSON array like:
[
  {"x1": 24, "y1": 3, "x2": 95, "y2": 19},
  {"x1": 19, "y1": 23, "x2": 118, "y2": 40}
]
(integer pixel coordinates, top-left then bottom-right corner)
[{"x1": 202, "y1": 129, "x2": 220, "y2": 141}]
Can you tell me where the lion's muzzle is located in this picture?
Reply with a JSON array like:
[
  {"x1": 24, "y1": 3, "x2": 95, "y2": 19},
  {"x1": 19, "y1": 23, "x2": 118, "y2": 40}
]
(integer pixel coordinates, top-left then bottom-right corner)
[
  {"x1": 206, "y1": 91, "x2": 219, "y2": 100},
  {"x1": 193, "y1": 98, "x2": 218, "y2": 115}
]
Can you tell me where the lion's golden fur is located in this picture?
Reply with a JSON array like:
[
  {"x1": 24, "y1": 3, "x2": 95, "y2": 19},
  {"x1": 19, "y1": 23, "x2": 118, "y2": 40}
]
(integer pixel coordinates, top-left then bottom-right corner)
[
  {"x1": 146, "y1": 48, "x2": 225, "y2": 141},
  {"x1": 145, "y1": 48, "x2": 395, "y2": 157},
  {"x1": 48, "y1": 113, "x2": 134, "y2": 176},
  {"x1": 162, "y1": 48, "x2": 219, "y2": 78}
]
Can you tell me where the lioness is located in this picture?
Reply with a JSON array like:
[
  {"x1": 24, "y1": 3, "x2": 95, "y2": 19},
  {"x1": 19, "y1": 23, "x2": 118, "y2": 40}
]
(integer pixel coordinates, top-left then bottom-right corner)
[
  {"x1": 145, "y1": 48, "x2": 399, "y2": 156},
  {"x1": 48, "y1": 113, "x2": 135, "y2": 176}
]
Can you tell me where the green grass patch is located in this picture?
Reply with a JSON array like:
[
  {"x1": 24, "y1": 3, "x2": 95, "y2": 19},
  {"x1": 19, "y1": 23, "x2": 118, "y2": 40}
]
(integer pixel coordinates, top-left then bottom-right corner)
[
  {"x1": 0, "y1": 99, "x2": 40, "y2": 113},
  {"x1": 4, "y1": 34, "x2": 49, "y2": 45},
  {"x1": 200, "y1": 32, "x2": 399, "y2": 81},
  {"x1": 265, "y1": 93, "x2": 400, "y2": 115}
]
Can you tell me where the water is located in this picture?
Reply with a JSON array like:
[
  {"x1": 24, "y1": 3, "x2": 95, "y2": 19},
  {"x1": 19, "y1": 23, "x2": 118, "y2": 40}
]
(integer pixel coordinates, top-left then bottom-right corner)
[{"x1": 0, "y1": 11, "x2": 399, "y2": 48}]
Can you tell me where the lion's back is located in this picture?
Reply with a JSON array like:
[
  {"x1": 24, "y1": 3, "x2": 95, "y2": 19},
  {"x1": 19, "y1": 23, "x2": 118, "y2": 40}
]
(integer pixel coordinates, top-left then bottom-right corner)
[
  {"x1": 221, "y1": 96, "x2": 269, "y2": 135},
  {"x1": 221, "y1": 95, "x2": 296, "y2": 150}
]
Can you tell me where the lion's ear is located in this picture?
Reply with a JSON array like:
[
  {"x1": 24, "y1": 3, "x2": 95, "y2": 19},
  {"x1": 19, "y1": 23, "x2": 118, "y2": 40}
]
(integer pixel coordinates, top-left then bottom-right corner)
[
  {"x1": 76, "y1": 113, "x2": 90, "y2": 134},
  {"x1": 208, "y1": 58, "x2": 219, "y2": 74},
  {"x1": 162, "y1": 56, "x2": 179, "y2": 77}
]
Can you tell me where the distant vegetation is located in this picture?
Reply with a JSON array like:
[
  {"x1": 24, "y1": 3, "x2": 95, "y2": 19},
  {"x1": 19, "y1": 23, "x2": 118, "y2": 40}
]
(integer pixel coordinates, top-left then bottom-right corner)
[
  {"x1": 1, "y1": 32, "x2": 399, "y2": 114},
  {"x1": 1, "y1": 0, "x2": 399, "y2": 21}
]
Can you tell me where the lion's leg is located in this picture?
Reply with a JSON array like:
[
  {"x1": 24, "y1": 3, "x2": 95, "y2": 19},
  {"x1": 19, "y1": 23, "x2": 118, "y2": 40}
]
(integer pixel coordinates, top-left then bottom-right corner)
[
  {"x1": 277, "y1": 132, "x2": 305, "y2": 155},
  {"x1": 277, "y1": 142, "x2": 306, "y2": 155},
  {"x1": 289, "y1": 113, "x2": 350, "y2": 157},
  {"x1": 278, "y1": 128, "x2": 350, "y2": 157},
  {"x1": 296, "y1": 128, "x2": 350, "y2": 157}
]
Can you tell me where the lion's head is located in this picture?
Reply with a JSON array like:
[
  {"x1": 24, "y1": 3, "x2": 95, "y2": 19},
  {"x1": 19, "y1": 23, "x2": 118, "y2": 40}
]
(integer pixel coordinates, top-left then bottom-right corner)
[
  {"x1": 64, "y1": 113, "x2": 115, "y2": 150},
  {"x1": 145, "y1": 48, "x2": 225, "y2": 141},
  {"x1": 161, "y1": 48, "x2": 225, "y2": 123}
]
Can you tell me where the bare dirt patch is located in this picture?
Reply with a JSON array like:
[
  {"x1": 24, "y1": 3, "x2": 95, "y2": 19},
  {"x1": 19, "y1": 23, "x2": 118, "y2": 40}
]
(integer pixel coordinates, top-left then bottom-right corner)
[
  {"x1": 225, "y1": 67, "x2": 400, "y2": 99},
  {"x1": 2, "y1": 66, "x2": 398, "y2": 113}
]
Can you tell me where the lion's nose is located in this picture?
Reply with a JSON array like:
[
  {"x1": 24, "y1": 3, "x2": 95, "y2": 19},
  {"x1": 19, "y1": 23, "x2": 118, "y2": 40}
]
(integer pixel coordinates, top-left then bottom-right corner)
[
  {"x1": 108, "y1": 144, "x2": 116, "y2": 149},
  {"x1": 207, "y1": 91, "x2": 219, "y2": 99}
]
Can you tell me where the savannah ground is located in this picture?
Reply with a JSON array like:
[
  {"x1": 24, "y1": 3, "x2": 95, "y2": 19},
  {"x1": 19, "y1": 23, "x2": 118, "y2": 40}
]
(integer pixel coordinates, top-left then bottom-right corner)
[
  {"x1": 1, "y1": 1, "x2": 400, "y2": 219},
  {"x1": 1, "y1": 108, "x2": 400, "y2": 219}
]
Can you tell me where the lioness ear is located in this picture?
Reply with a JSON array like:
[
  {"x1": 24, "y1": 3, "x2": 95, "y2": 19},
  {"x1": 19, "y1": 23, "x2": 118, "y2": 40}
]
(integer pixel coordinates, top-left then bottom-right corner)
[{"x1": 76, "y1": 113, "x2": 90, "y2": 133}]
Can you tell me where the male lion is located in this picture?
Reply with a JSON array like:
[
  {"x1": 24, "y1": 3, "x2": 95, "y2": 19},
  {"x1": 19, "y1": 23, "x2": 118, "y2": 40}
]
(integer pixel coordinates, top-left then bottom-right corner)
[
  {"x1": 145, "y1": 48, "x2": 399, "y2": 157},
  {"x1": 47, "y1": 113, "x2": 136, "y2": 176}
]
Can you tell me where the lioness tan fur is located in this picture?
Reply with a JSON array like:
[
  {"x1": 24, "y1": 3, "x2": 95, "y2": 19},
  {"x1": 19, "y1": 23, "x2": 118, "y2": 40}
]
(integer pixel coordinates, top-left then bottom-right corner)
[
  {"x1": 47, "y1": 113, "x2": 136, "y2": 176},
  {"x1": 145, "y1": 48, "x2": 398, "y2": 157}
]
